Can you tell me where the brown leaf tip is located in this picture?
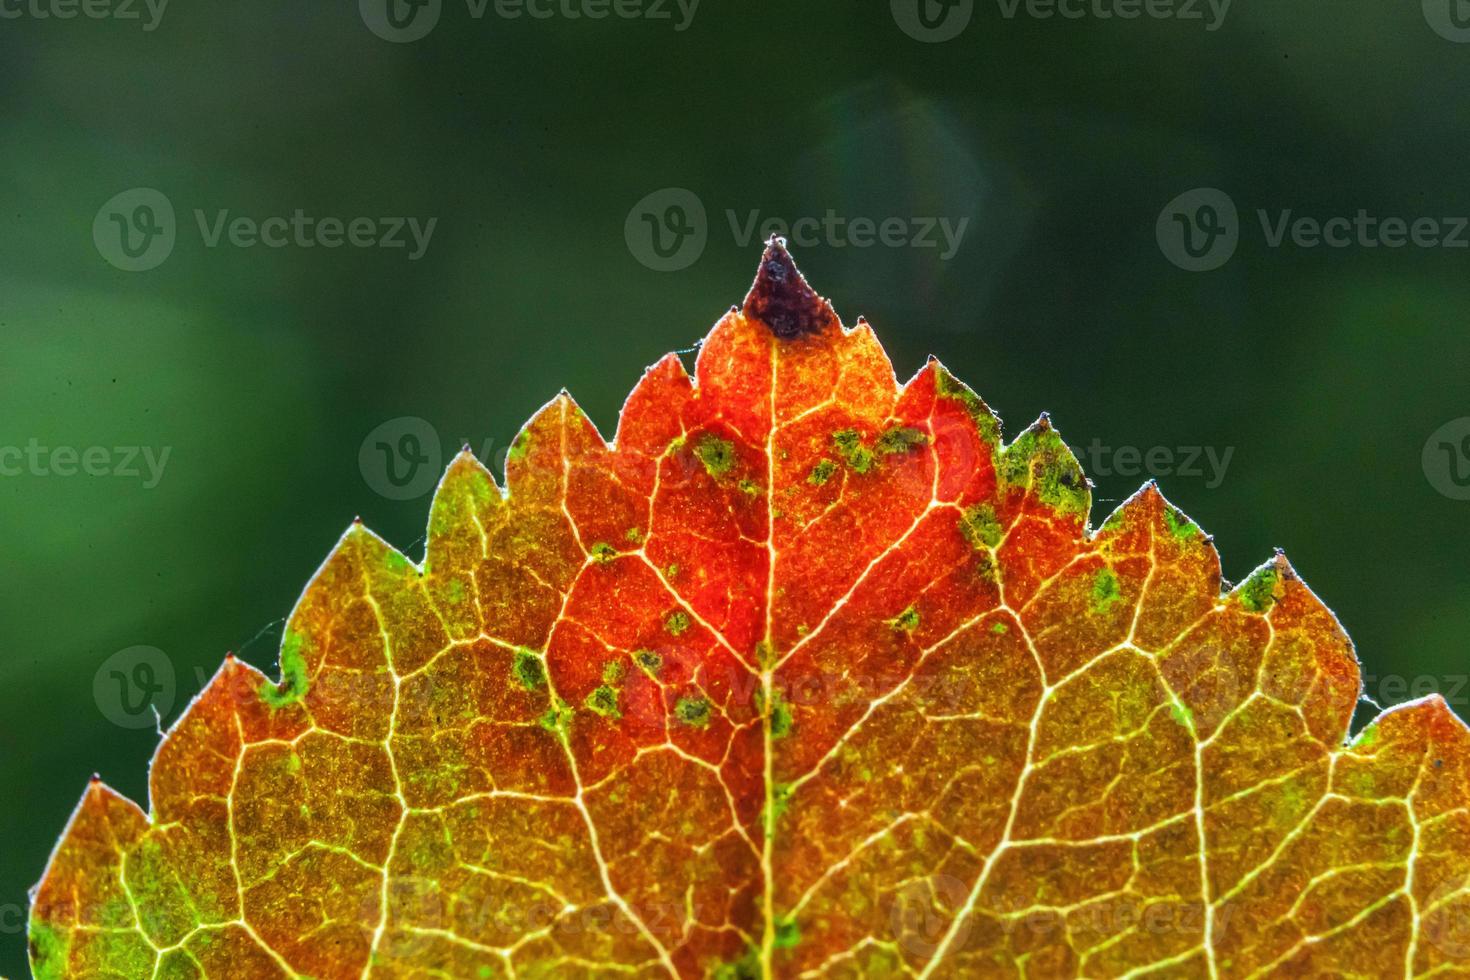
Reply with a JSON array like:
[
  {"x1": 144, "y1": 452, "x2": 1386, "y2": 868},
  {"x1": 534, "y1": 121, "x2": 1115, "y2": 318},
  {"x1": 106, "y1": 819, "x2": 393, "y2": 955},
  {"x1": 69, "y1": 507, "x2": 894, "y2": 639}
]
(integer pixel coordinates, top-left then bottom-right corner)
[{"x1": 742, "y1": 237, "x2": 838, "y2": 341}]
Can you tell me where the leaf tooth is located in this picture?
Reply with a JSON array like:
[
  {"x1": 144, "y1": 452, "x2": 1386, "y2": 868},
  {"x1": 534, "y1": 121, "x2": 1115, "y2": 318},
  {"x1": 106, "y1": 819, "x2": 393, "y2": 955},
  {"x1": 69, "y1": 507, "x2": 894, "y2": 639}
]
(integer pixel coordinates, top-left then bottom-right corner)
[
  {"x1": 613, "y1": 352, "x2": 693, "y2": 459},
  {"x1": 740, "y1": 237, "x2": 838, "y2": 341},
  {"x1": 30, "y1": 776, "x2": 147, "y2": 925}
]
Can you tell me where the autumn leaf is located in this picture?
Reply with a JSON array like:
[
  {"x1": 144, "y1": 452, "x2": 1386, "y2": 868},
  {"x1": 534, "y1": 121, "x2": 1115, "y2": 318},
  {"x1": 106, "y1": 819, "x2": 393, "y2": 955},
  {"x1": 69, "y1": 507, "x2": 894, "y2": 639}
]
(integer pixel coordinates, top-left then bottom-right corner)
[{"x1": 29, "y1": 241, "x2": 1470, "y2": 979}]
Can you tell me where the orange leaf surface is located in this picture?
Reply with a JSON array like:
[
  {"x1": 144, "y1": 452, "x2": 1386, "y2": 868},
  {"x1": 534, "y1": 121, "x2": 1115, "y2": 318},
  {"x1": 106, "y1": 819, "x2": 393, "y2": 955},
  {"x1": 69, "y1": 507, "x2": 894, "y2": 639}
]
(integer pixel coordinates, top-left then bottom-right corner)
[{"x1": 29, "y1": 242, "x2": 1470, "y2": 978}]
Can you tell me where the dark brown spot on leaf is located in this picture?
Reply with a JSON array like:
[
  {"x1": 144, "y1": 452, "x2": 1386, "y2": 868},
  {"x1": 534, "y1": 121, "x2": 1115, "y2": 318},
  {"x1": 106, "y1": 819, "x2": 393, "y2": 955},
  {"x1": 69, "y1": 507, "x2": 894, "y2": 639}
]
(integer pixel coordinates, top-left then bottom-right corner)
[{"x1": 742, "y1": 237, "x2": 837, "y2": 341}]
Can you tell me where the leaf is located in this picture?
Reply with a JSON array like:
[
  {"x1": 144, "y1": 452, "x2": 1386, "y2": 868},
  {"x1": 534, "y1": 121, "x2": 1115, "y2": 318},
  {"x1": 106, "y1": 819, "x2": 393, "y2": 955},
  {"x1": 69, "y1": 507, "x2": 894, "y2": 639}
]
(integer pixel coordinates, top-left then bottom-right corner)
[{"x1": 29, "y1": 241, "x2": 1470, "y2": 979}]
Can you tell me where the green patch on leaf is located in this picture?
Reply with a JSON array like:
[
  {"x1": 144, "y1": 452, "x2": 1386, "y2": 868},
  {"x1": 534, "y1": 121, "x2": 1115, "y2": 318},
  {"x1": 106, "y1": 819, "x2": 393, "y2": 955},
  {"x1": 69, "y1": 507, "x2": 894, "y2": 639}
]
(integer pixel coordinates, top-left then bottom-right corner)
[
  {"x1": 876, "y1": 426, "x2": 928, "y2": 455},
  {"x1": 539, "y1": 697, "x2": 574, "y2": 737},
  {"x1": 935, "y1": 367, "x2": 1001, "y2": 445},
  {"x1": 774, "y1": 916, "x2": 802, "y2": 949},
  {"x1": 27, "y1": 919, "x2": 66, "y2": 980},
  {"x1": 696, "y1": 435, "x2": 736, "y2": 477},
  {"x1": 634, "y1": 650, "x2": 663, "y2": 675},
  {"x1": 769, "y1": 694, "x2": 793, "y2": 739},
  {"x1": 890, "y1": 605, "x2": 920, "y2": 632},
  {"x1": 589, "y1": 542, "x2": 618, "y2": 564},
  {"x1": 512, "y1": 648, "x2": 545, "y2": 690},
  {"x1": 602, "y1": 659, "x2": 626, "y2": 685},
  {"x1": 764, "y1": 782, "x2": 794, "y2": 837},
  {"x1": 1164, "y1": 506, "x2": 1199, "y2": 540},
  {"x1": 1238, "y1": 565, "x2": 1281, "y2": 614},
  {"x1": 584, "y1": 684, "x2": 621, "y2": 720},
  {"x1": 999, "y1": 425, "x2": 1089, "y2": 518},
  {"x1": 959, "y1": 504, "x2": 1003, "y2": 549},
  {"x1": 808, "y1": 458, "x2": 837, "y2": 486},
  {"x1": 665, "y1": 610, "x2": 691, "y2": 636},
  {"x1": 990, "y1": 621, "x2": 1009, "y2": 635},
  {"x1": 260, "y1": 628, "x2": 310, "y2": 709},
  {"x1": 713, "y1": 948, "x2": 761, "y2": 980},
  {"x1": 832, "y1": 429, "x2": 875, "y2": 474},
  {"x1": 675, "y1": 695, "x2": 711, "y2": 727},
  {"x1": 1091, "y1": 567, "x2": 1123, "y2": 615}
]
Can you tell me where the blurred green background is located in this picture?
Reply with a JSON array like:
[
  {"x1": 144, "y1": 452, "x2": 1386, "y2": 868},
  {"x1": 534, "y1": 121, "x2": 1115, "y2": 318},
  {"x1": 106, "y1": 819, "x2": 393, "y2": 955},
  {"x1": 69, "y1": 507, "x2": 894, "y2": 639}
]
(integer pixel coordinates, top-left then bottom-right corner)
[{"x1": 4, "y1": 0, "x2": 1470, "y2": 973}]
